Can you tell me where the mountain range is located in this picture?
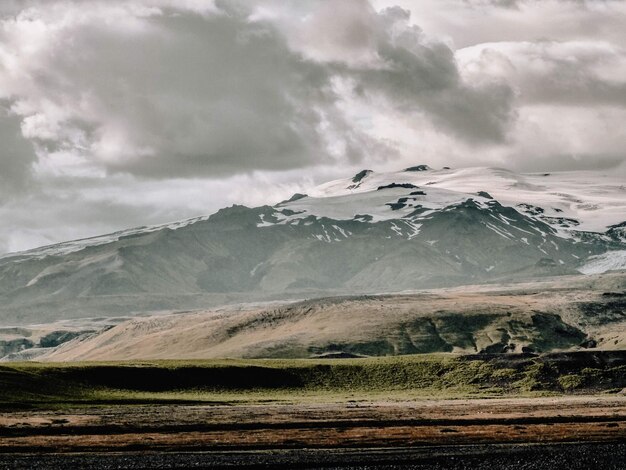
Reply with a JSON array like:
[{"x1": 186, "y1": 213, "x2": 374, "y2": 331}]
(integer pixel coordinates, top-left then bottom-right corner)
[{"x1": 1, "y1": 166, "x2": 624, "y2": 326}]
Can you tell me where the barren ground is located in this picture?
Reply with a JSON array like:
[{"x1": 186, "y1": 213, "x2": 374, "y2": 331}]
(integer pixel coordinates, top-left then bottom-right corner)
[{"x1": 1, "y1": 396, "x2": 624, "y2": 453}]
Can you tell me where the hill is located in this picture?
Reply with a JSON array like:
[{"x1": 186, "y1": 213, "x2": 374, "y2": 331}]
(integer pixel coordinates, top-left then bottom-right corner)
[{"x1": 38, "y1": 273, "x2": 625, "y2": 361}]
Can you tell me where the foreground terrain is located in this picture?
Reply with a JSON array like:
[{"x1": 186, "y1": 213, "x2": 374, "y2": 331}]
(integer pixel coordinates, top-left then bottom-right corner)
[
  {"x1": 1, "y1": 442, "x2": 625, "y2": 469},
  {"x1": 1, "y1": 395, "x2": 625, "y2": 468},
  {"x1": 1, "y1": 353, "x2": 624, "y2": 468},
  {"x1": 1, "y1": 396, "x2": 625, "y2": 453}
]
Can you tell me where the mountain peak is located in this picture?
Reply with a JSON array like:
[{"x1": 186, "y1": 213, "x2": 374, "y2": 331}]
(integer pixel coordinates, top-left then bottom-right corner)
[
  {"x1": 351, "y1": 169, "x2": 373, "y2": 183},
  {"x1": 404, "y1": 165, "x2": 431, "y2": 172}
]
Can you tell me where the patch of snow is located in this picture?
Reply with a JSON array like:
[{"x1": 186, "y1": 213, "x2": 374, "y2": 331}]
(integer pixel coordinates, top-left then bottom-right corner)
[
  {"x1": 250, "y1": 262, "x2": 263, "y2": 276},
  {"x1": 257, "y1": 214, "x2": 273, "y2": 227},
  {"x1": 390, "y1": 223, "x2": 403, "y2": 237},
  {"x1": 485, "y1": 222, "x2": 513, "y2": 240},
  {"x1": 497, "y1": 214, "x2": 513, "y2": 225},
  {"x1": 404, "y1": 220, "x2": 422, "y2": 240},
  {"x1": 332, "y1": 225, "x2": 351, "y2": 238},
  {"x1": 579, "y1": 250, "x2": 626, "y2": 274}
]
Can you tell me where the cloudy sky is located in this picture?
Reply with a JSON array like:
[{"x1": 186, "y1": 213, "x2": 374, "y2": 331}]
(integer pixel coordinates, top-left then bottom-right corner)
[{"x1": 1, "y1": 0, "x2": 625, "y2": 253}]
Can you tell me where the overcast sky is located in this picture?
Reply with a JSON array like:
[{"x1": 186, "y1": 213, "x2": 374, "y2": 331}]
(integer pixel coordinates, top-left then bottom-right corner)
[{"x1": 1, "y1": 0, "x2": 625, "y2": 253}]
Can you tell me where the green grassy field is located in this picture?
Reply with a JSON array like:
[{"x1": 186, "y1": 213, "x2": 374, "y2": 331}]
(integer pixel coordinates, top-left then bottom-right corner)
[{"x1": 1, "y1": 351, "x2": 625, "y2": 409}]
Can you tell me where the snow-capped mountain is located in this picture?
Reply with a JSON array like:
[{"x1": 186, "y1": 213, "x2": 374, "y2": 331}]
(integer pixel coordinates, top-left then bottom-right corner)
[
  {"x1": 272, "y1": 166, "x2": 625, "y2": 236},
  {"x1": 0, "y1": 166, "x2": 624, "y2": 325}
]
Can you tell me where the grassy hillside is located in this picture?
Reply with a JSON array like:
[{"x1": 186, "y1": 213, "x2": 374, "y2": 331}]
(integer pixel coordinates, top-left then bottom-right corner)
[{"x1": 2, "y1": 351, "x2": 625, "y2": 408}]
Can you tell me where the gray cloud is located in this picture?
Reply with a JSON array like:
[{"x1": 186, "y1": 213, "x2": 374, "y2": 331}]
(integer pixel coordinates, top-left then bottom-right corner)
[
  {"x1": 350, "y1": 7, "x2": 515, "y2": 143},
  {"x1": 458, "y1": 41, "x2": 626, "y2": 107},
  {"x1": 0, "y1": 106, "x2": 36, "y2": 199},
  {"x1": 0, "y1": 0, "x2": 517, "y2": 183},
  {"x1": 0, "y1": 0, "x2": 624, "y2": 253},
  {"x1": 3, "y1": 7, "x2": 344, "y2": 178},
  {"x1": 455, "y1": 39, "x2": 626, "y2": 171},
  {"x1": 279, "y1": 2, "x2": 515, "y2": 143}
]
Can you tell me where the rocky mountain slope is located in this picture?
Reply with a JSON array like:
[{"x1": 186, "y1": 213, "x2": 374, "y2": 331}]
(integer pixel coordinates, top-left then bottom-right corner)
[{"x1": 0, "y1": 166, "x2": 624, "y2": 325}]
